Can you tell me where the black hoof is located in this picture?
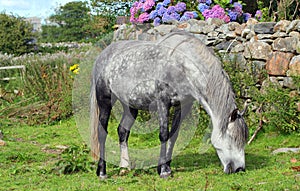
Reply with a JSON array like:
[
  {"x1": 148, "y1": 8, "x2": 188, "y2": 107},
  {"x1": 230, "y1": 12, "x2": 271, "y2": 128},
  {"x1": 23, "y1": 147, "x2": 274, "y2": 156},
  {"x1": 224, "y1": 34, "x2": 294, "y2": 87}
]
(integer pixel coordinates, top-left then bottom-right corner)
[{"x1": 157, "y1": 163, "x2": 172, "y2": 178}]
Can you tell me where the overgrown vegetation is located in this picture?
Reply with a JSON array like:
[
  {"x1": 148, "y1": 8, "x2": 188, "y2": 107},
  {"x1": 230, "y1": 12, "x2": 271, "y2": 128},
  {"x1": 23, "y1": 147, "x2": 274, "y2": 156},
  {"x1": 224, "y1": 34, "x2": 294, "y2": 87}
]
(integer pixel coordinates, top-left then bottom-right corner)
[
  {"x1": 0, "y1": 47, "x2": 95, "y2": 125},
  {"x1": 222, "y1": 53, "x2": 300, "y2": 135}
]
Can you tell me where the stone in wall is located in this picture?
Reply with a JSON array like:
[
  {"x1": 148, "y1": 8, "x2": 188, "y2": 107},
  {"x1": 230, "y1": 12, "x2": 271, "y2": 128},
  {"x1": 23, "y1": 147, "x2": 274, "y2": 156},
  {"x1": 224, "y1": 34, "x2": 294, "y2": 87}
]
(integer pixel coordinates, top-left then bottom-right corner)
[
  {"x1": 274, "y1": 20, "x2": 291, "y2": 32},
  {"x1": 244, "y1": 41, "x2": 272, "y2": 60},
  {"x1": 289, "y1": 55, "x2": 300, "y2": 76},
  {"x1": 154, "y1": 24, "x2": 176, "y2": 36},
  {"x1": 272, "y1": 37, "x2": 299, "y2": 52},
  {"x1": 254, "y1": 22, "x2": 276, "y2": 34},
  {"x1": 266, "y1": 52, "x2": 294, "y2": 75},
  {"x1": 286, "y1": 20, "x2": 300, "y2": 33}
]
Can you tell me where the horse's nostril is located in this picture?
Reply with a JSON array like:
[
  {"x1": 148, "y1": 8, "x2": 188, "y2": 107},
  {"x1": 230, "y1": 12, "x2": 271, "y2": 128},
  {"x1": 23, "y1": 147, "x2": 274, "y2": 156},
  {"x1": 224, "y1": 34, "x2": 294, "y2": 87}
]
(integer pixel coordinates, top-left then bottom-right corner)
[{"x1": 235, "y1": 167, "x2": 245, "y2": 173}]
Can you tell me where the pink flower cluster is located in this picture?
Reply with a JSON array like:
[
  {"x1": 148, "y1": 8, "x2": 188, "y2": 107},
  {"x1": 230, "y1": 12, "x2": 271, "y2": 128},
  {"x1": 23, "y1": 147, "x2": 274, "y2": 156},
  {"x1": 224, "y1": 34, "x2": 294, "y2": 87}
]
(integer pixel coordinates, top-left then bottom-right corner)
[
  {"x1": 202, "y1": 5, "x2": 230, "y2": 23},
  {"x1": 130, "y1": 0, "x2": 155, "y2": 23}
]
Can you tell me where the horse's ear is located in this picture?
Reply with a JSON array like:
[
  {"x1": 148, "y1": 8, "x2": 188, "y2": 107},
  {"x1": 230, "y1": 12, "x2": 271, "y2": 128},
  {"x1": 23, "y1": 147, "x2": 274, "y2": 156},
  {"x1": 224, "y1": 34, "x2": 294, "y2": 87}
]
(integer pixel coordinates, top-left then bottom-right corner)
[{"x1": 230, "y1": 108, "x2": 239, "y2": 122}]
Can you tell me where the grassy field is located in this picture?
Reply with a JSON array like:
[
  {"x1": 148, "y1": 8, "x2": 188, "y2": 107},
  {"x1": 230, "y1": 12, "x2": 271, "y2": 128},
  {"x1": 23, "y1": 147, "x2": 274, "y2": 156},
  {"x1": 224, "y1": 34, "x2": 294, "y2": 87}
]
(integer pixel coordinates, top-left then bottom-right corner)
[{"x1": 0, "y1": 117, "x2": 299, "y2": 191}]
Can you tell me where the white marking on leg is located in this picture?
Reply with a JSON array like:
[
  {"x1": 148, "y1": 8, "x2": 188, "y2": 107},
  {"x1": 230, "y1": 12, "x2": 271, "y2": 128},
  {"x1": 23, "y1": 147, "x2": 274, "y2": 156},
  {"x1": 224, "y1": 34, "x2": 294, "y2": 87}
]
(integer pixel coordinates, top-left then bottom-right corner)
[{"x1": 120, "y1": 143, "x2": 130, "y2": 168}]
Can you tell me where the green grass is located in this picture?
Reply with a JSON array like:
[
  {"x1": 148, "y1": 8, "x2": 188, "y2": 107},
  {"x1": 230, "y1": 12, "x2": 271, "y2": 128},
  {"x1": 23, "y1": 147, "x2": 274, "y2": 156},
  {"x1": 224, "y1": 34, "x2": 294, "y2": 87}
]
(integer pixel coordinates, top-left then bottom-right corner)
[{"x1": 0, "y1": 118, "x2": 299, "y2": 191}]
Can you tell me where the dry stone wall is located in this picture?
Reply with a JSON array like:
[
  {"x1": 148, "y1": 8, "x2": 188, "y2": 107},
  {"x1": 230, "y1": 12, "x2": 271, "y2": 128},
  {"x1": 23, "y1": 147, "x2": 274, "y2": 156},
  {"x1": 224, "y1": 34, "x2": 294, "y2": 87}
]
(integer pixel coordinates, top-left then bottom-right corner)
[{"x1": 114, "y1": 18, "x2": 300, "y2": 89}]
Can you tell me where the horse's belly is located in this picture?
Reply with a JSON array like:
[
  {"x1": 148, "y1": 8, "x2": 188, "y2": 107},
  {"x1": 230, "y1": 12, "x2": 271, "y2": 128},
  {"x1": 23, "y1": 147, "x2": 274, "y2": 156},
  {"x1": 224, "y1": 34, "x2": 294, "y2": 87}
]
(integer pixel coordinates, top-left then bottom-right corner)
[{"x1": 110, "y1": 79, "x2": 190, "y2": 110}]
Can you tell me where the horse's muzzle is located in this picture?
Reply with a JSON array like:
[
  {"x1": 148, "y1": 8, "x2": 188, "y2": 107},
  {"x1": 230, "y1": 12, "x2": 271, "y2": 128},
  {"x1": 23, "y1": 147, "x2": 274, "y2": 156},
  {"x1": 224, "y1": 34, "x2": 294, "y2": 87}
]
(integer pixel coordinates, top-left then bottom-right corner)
[
  {"x1": 225, "y1": 163, "x2": 245, "y2": 174},
  {"x1": 235, "y1": 167, "x2": 245, "y2": 173}
]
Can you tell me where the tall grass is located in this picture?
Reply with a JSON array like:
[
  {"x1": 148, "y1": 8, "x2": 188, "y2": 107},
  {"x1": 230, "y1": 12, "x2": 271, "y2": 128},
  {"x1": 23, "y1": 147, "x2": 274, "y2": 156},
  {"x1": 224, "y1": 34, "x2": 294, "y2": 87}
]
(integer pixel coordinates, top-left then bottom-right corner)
[{"x1": 0, "y1": 47, "x2": 97, "y2": 125}]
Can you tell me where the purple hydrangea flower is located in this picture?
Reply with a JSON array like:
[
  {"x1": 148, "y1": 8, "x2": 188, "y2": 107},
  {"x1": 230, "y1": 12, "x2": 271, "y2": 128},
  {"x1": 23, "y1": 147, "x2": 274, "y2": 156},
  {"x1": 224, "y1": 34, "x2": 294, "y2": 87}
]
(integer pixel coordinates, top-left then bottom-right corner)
[
  {"x1": 175, "y1": 2, "x2": 186, "y2": 13},
  {"x1": 162, "y1": 12, "x2": 180, "y2": 23},
  {"x1": 162, "y1": 0, "x2": 171, "y2": 7},
  {"x1": 198, "y1": 3, "x2": 209, "y2": 13},
  {"x1": 162, "y1": 13, "x2": 172, "y2": 22},
  {"x1": 171, "y1": 12, "x2": 181, "y2": 20},
  {"x1": 198, "y1": 0, "x2": 211, "y2": 5},
  {"x1": 228, "y1": 10, "x2": 238, "y2": 21},
  {"x1": 157, "y1": 6, "x2": 167, "y2": 16},
  {"x1": 243, "y1": 13, "x2": 252, "y2": 22},
  {"x1": 255, "y1": 10, "x2": 262, "y2": 20},
  {"x1": 233, "y1": 2, "x2": 243, "y2": 9},
  {"x1": 155, "y1": 2, "x2": 164, "y2": 10},
  {"x1": 167, "y1": 6, "x2": 176, "y2": 14},
  {"x1": 149, "y1": 10, "x2": 158, "y2": 19},
  {"x1": 206, "y1": 0, "x2": 212, "y2": 5},
  {"x1": 154, "y1": 17, "x2": 161, "y2": 26},
  {"x1": 179, "y1": 16, "x2": 188, "y2": 22},
  {"x1": 193, "y1": 11, "x2": 199, "y2": 18},
  {"x1": 183, "y1": 11, "x2": 195, "y2": 19},
  {"x1": 180, "y1": 11, "x2": 195, "y2": 22},
  {"x1": 227, "y1": 2, "x2": 244, "y2": 22}
]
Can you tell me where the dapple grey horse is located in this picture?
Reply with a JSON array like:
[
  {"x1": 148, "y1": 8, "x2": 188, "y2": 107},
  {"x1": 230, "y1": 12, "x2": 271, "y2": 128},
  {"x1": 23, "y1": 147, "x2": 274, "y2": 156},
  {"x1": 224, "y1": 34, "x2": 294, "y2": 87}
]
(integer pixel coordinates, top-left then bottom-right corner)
[{"x1": 90, "y1": 31, "x2": 248, "y2": 178}]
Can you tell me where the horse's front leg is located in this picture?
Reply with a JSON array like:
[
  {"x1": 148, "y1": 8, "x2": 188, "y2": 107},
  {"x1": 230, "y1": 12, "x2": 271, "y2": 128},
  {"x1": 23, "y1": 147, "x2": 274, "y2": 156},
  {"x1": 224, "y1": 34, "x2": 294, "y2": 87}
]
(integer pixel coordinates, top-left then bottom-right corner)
[
  {"x1": 157, "y1": 99, "x2": 171, "y2": 178},
  {"x1": 166, "y1": 102, "x2": 193, "y2": 167},
  {"x1": 118, "y1": 105, "x2": 138, "y2": 169}
]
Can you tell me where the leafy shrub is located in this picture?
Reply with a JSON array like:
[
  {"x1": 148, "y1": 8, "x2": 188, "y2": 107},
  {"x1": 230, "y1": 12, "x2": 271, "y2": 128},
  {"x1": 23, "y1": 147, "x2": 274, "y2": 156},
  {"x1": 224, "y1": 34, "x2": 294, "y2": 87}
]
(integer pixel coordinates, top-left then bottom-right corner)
[
  {"x1": 0, "y1": 13, "x2": 37, "y2": 56},
  {"x1": 222, "y1": 53, "x2": 300, "y2": 135},
  {"x1": 256, "y1": 77, "x2": 300, "y2": 134},
  {"x1": 55, "y1": 144, "x2": 94, "y2": 174}
]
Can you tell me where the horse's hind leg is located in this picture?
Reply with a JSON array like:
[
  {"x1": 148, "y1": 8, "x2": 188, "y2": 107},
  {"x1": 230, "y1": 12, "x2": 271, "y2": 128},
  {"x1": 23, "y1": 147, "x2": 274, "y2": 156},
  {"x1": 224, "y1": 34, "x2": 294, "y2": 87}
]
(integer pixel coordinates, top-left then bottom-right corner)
[
  {"x1": 96, "y1": 96, "x2": 114, "y2": 179},
  {"x1": 118, "y1": 104, "x2": 138, "y2": 169}
]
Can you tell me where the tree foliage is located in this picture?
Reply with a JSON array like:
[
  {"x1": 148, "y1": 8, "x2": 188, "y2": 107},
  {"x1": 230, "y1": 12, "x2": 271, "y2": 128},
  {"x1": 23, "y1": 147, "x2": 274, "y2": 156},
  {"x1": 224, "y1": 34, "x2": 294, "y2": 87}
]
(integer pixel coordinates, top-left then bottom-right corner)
[
  {"x1": 42, "y1": 1, "x2": 91, "y2": 42},
  {"x1": 0, "y1": 13, "x2": 37, "y2": 55},
  {"x1": 90, "y1": 0, "x2": 132, "y2": 16},
  {"x1": 41, "y1": 1, "x2": 117, "y2": 43}
]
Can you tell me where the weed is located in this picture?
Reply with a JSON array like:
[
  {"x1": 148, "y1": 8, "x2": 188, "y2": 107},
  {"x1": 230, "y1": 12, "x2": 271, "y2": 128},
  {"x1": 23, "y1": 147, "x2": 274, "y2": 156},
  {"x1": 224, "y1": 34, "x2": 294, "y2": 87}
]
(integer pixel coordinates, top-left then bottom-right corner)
[{"x1": 55, "y1": 144, "x2": 95, "y2": 174}]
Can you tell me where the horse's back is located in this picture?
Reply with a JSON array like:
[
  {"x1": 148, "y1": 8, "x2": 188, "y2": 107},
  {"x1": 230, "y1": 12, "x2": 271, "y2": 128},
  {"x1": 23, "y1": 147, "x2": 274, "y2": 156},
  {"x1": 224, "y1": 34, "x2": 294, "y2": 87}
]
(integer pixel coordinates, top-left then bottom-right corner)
[{"x1": 92, "y1": 32, "x2": 223, "y2": 109}]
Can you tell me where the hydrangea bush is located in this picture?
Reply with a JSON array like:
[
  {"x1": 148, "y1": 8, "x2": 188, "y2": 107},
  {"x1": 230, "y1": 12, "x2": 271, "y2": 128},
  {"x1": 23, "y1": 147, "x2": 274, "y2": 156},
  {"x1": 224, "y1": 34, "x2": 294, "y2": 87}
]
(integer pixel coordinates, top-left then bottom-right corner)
[
  {"x1": 198, "y1": 0, "x2": 251, "y2": 23},
  {"x1": 130, "y1": 0, "x2": 260, "y2": 26},
  {"x1": 130, "y1": 0, "x2": 198, "y2": 26}
]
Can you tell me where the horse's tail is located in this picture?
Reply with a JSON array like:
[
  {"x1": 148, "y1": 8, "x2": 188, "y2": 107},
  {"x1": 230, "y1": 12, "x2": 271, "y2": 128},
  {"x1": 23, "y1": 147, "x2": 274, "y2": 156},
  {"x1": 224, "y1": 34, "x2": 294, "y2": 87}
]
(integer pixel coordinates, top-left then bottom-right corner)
[{"x1": 90, "y1": 77, "x2": 100, "y2": 160}]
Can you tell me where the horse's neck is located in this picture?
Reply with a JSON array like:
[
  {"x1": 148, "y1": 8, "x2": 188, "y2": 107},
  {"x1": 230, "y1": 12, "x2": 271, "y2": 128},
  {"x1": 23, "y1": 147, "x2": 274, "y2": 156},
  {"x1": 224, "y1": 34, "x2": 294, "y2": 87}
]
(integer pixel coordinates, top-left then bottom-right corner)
[{"x1": 193, "y1": 68, "x2": 237, "y2": 133}]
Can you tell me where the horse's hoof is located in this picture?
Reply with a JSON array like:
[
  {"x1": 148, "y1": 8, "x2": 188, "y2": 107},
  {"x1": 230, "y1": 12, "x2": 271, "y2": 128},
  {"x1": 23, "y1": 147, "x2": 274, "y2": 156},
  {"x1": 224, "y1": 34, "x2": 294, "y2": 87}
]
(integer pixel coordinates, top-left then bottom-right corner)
[
  {"x1": 119, "y1": 168, "x2": 130, "y2": 176},
  {"x1": 160, "y1": 171, "x2": 171, "y2": 178},
  {"x1": 99, "y1": 174, "x2": 108, "y2": 180}
]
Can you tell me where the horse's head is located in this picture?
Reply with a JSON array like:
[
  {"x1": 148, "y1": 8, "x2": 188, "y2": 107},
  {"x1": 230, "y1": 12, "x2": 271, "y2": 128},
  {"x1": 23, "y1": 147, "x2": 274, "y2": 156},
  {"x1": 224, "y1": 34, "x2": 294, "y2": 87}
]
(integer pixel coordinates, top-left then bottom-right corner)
[{"x1": 211, "y1": 108, "x2": 248, "y2": 174}]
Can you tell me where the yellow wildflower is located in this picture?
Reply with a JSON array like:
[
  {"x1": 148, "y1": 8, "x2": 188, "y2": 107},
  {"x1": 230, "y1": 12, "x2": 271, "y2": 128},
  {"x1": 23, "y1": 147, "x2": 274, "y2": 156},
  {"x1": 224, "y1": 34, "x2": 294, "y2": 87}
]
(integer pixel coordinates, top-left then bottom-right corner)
[{"x1": 70, "y1": 64, "x2": 80, "y2": 74}]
